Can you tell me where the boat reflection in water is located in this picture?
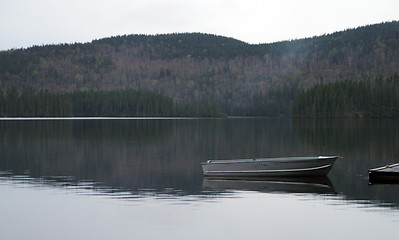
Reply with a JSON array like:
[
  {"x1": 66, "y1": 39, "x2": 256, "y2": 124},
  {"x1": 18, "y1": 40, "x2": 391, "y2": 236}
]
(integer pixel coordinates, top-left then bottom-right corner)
[{"x1": 202, "y1": 176, "x2": 336, "y2": 195}]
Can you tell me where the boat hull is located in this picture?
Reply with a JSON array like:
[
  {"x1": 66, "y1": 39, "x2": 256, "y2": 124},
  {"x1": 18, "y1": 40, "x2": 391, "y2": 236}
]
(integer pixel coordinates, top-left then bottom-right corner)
[{"x1": 201, "y1": 156, "x2": 338, "y2": 177}]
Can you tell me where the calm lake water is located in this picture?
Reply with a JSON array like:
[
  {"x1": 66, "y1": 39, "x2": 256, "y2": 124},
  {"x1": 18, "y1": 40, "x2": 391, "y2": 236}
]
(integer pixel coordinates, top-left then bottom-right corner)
[{"x1": 1, "y1": 118, "x2": 399, "y2": 239}]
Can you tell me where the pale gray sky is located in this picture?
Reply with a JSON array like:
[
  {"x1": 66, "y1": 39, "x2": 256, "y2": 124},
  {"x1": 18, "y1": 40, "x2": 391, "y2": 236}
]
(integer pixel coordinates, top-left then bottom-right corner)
[{"x1": 0, "y1": 0, "x2": 398, "y2": 50}]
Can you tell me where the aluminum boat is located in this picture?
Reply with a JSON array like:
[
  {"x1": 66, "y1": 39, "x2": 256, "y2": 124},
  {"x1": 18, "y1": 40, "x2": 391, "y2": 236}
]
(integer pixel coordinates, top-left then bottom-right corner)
[{"x1": 201, "y1": 156, "x2": 339, "y2": 177}]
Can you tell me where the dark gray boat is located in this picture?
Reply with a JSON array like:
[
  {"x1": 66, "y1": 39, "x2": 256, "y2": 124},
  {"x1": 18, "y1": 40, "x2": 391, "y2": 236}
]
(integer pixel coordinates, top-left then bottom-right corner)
[
  {"x1": 369, "y1": 163, "x2": 399, "y2": 184},
  {"x1": 201, "y1": 156, "x2": 339, "y2": 177}
]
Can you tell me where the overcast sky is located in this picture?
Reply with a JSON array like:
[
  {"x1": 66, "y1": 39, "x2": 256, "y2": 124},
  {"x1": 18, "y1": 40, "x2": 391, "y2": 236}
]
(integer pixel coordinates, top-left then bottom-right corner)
[{"x1": 0, "y1": 0, "x2": 398, "y2": 50}]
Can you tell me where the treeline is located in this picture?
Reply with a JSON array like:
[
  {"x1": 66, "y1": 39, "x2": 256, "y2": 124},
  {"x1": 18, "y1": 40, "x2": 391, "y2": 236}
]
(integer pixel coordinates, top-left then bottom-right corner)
[
  {"x1": 0, "y1": 87, "x2": 227, "y2": 117},
  {"x1": 292, "y1": 74, "x2": 399, "y2": 118}
]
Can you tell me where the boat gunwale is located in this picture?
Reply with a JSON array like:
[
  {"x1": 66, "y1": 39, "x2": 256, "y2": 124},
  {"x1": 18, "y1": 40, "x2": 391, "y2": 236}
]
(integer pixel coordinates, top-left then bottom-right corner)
[
  {"x1": 368, "y1": 163, "x2": 399, "y2": 172},
  {"x1": 201, "y1": 156, "x2": 339, "y2": 165}
]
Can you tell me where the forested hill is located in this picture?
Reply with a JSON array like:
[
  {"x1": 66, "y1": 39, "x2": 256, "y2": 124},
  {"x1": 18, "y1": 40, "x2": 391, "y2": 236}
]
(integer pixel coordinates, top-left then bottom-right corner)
[{"x1": 1, "y1": 21, "x2": 399, "y2": 116}]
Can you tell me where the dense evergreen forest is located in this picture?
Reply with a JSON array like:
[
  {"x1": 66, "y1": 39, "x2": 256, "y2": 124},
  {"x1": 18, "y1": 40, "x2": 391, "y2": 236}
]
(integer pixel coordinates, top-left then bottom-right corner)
[
  {"x1": 292, "y1": 74, "x2": 399, "y2": 118},
  {"x1": 0, "y1": 87, "x2": 227, "y2": 117},
  {"x1": 1, "y1": 21, "x2": 399, "y2": 117}
]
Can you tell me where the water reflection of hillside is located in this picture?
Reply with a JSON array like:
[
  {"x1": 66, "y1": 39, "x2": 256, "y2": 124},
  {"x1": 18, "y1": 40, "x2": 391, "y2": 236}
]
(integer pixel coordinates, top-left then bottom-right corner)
[
  {"x1": 0, "y1": 119, "x2": 204, "y2": 194},
  {"x1": 0, "y1": 118, "x2": 301, "y2": 195},
  {"x1": 291, "y1": 119, "x2": 399, "y2": 159},
  {"x1": 1, "y1": 118, "x2": 399, "y2": 208}
]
